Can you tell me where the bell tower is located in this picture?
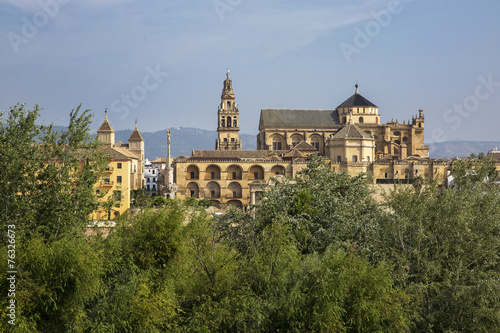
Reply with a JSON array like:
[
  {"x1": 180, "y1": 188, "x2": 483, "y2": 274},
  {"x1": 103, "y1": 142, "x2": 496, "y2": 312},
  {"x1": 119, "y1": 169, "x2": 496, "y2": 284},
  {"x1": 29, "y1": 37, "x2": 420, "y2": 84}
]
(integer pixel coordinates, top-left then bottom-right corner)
[{"x1": 216, "y1": 70, "x2": 241, "y2": 150}]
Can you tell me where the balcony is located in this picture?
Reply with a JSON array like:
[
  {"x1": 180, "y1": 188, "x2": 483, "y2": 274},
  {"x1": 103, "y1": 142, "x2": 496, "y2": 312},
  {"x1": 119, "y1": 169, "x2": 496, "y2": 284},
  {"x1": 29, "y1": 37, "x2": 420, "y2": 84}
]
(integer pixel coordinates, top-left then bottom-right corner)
[
  {"x1": 100, "y1": 180, "x2": 114, "y2": 187},
  {"x1": 104, "y1": 167, "x2": 114, "y2": 173}
]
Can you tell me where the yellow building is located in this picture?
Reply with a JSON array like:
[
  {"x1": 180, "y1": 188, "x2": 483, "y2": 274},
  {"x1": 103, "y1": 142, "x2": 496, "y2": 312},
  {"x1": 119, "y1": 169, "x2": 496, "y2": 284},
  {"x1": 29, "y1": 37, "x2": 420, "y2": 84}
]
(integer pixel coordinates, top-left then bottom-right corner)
[
  {"x1": 93, "y1": 111, "x2": 145, "y2": 220},
  {"x1": 173, "y1": 74, "x2": 451, "y2": 208}
]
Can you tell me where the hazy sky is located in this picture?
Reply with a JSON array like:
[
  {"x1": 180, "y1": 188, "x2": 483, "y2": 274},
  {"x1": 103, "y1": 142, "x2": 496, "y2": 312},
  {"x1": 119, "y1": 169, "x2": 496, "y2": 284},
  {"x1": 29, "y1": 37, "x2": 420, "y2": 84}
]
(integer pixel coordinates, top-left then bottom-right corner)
[{"x1": 1, "y1": 0, "x2": 500, "y2": 144}]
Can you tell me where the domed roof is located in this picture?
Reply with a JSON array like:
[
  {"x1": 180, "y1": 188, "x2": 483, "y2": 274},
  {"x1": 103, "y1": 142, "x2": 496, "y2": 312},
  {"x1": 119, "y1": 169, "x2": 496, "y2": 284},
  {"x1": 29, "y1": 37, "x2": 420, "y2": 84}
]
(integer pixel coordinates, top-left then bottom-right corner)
[{"x1": 337, "y1": 84, "x2": 377, "y2": 108}]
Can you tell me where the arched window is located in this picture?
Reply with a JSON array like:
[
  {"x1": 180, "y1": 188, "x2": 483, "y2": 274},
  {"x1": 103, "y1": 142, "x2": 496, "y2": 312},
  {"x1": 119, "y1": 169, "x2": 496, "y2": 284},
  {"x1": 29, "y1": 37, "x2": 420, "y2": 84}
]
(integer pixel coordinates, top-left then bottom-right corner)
[
  {"x1": 233, "y1": 119, "x2": 237, "y2": 127},
  {"x1": 221, "y1": 119, "x2": 225, "y2": 127},
  {"x1": 227, "y1": 116, "x2": 232, "y2": 127},
  {"x1": 227, "y1": 101, "x2": 231, "y2": 108}
]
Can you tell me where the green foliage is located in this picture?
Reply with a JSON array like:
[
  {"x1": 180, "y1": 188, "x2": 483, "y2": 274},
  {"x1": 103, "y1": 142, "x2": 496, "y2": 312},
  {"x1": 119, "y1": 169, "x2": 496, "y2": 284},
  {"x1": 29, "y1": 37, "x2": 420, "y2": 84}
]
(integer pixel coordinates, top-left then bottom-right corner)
[
  {"x1": 152, "y1": 195, "x2": 169, "y2": 207},
  {"x1": 257, "y1": 155, "x2": 383, "y2": 254},
  {"x1": 198, "y1": 198, "x2": 213, "y2": 207},
  {"x1": 184, "y1": 196, "x2": 199, "y2": 207},
  {"x1": 0, "y1": 104, "x2": 105, "y2": 240},
  {"x1": 116, "y1": 203, "x2": 185, "y2": 271},
  {"x1": 379, "y1": 164, "x2": 500, "y2": 332},
  {"x1": 131, "y1": 189, "x2": 152, "y2": 207}
]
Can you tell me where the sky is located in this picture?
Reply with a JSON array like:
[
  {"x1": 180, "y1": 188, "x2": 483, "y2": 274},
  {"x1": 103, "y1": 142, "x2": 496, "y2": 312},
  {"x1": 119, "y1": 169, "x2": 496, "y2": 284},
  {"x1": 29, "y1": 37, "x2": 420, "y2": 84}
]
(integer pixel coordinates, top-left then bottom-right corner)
[{"x1": 1, "y1": 0, "x2": 500, "y2": 145}]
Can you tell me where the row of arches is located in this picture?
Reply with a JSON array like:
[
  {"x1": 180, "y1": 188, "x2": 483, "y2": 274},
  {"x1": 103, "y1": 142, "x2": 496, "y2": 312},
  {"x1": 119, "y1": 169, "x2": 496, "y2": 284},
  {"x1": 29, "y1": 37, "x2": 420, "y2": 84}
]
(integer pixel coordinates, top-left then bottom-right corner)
[
  {"x1": 186, "y1": 181, "x2": 246, "y2": 199},
  {"x1": 186, "y1": 164, "x2": 285, "y2": 180}
]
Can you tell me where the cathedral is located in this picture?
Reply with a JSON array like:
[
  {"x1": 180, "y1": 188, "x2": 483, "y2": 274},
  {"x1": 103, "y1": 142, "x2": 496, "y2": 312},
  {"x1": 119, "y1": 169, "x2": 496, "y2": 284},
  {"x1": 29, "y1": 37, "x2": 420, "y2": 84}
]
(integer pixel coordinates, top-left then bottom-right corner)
[{"x1": 172, "y1": 72, "x2": 450, "y2": 208}]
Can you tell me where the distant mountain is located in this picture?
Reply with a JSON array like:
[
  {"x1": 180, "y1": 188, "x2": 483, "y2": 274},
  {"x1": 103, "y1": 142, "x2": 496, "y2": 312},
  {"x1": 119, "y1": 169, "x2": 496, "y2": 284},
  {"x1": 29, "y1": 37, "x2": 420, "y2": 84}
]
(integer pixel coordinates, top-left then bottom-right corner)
[
  {"x1": 53, "y1": 125, "x2": 499, "y2": 161},
  {"x1": 428, "y1": 140, "x2": 500, "y2": 159},
  {"x1": 115, "y1": 127, "x2": 257, "y2": 161}
]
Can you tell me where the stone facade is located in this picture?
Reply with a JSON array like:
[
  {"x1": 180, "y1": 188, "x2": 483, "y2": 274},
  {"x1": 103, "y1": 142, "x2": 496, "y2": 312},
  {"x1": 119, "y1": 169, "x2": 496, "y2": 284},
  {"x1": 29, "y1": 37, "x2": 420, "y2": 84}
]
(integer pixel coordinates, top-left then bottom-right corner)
[{"x1": 173, "y1": 74, "x2": 451, "y2": 208}]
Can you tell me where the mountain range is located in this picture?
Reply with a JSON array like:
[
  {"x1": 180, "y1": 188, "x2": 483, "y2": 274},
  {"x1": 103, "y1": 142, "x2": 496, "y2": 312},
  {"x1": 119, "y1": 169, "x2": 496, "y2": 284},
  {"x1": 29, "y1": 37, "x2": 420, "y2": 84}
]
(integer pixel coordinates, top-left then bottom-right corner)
[
  {"x1": 52, "y1": 126, "x2": 499, "y2": 161},
  {"x1": 113, "y1": 127, "x2": 499, "y2": 161}
]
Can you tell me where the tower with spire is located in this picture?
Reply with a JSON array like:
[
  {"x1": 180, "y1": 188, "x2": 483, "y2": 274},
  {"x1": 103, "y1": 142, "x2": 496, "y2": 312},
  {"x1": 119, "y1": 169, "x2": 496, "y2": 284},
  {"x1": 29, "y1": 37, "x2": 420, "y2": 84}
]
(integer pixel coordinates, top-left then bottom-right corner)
[
  {"x1": 97, "y1": 109, "x2": 115, "y2": 147},
  {"x1": 216, "y1": 70, "x2": 241, "y2": 150},
  {"x1": 128, "y1": 120, "x2": 145, "y2": 189}
]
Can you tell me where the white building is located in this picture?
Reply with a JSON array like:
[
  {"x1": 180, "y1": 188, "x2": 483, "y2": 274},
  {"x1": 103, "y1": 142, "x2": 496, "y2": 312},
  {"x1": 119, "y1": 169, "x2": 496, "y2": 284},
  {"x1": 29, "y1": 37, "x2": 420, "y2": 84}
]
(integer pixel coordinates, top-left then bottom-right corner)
[{"x1": 144, "y1": 158, "x2": 160, "y2": 196}]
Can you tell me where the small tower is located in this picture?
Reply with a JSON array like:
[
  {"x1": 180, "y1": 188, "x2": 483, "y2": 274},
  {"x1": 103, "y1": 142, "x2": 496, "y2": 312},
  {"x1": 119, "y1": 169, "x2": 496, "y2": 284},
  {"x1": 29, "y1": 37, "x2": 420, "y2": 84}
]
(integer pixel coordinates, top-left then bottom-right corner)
[
  {"x1": 216, "y1": 70, "x2": 241, "y2": 150},
  {"x1": 128, "y1": 120, "x2": 145, "y2": 189},
  {"x1": 97, "y1": 110, "x2": 115, "y2": 147}
]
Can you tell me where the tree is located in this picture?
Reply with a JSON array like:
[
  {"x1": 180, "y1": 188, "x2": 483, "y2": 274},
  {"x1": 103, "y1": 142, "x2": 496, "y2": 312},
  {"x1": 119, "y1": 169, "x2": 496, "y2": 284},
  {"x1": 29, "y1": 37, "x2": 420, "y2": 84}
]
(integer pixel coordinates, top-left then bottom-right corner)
[
  {"x1": 0, "y1": 104, "x2": 106, "y2": 331},
  {"x1": 256, "y1": 155, "x2": 383, "y2": 254},
  {"x1": 378, "y1": 165, "x2": 500, "y2": 332}
]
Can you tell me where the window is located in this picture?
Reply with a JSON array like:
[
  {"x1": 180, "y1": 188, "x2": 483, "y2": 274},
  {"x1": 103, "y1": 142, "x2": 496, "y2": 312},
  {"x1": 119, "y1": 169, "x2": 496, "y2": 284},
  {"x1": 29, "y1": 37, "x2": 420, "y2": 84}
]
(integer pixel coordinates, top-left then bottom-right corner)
[
  {"x1": 272, "y1": 142, "x2": 282, "y2": 150},
  {"x1": 105, "y1": 164, "x2": 111, "y2": 171},
  {"x1": 352, "y1": 155, "x2": 358, "y2": 162},
  {"x1": 117, "y1": 176, "x2": 122, "y2": 184},
  {"x1": 394, "y1": 131, "x2": 401, "y2": 136},
  {"x1": 211, "y1": 171, "x2": 215, "y2": 179},
  {"x1": 227, "y1": 101, "x2": 231, "y2": 108},
  {"x1": 312, "y1": 141, "x2": 319, "y2": 150},
  {"x1": 190, "y1": 190, "x2": 195, "y2": 197},
  {"x1": 114, "y1": 190, "x2": 122, "y2": 201},
  {"x1": 402, "y1": 137, "x2": 408, "y2": 142},
  {"x1": 211, "y1": 190, "x2": 215, "y2": 198},
  {"x1": 147, "y1": 185, "x2": 150, "y2": 191},
  {"x1": 190, "y1": 171, "x2": 195, "y2": 179},
  {"x1": 254, "y1": 172, "x2": 259, "y2": 179},
  {"x1": 221, "y1": 119, "x2": 225, "y2": 127},
  {"x1": 233, "y1": 191, "x2": 237, "y2": 198},
  {"x1": 385, "y1": 173, "x2": 388, "y2": 179},
  {"x1": 233, "y1": 120, "x2": 237, "y2": 127},
  {"x1": 359, "y1": 117, "x2": 363, "y2": 123},
  {"x1": 224, "y1": 138, "x2": 228, "y2": 142},
  {"x1": 232, "y1": 171, "x2": 237, "y2": 179},
  {"x1": 337, "y1": 156, "x2": 342, "y2": 162},
  {"x1": 152, "y1": 170, "x2": 155, "y2": 174},
  {"x1": 104, "y1": 176, "x2": 110, "y2": 184},
  {"x1": 117, "y1": 163, "x2": 122, "y2": 169},
  {"x1": 147, "y1": 177, "x2": 150, "y2": 182},
  {"x1": 231, "y1": 138, "x2": 235, "y2": 142}
]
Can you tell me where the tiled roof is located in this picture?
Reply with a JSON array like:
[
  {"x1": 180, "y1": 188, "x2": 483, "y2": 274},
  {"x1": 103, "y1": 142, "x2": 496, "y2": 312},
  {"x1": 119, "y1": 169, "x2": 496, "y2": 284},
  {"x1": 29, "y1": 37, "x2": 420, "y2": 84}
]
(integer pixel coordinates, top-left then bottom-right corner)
[
  {"x1": 152, "y1": 157, "x2": 167, "y2": 163},
  {"x1": 259, "y1": 109, "x2": 341, "y2": 129},
  {"x1": 294, "y1": 140, "x2": 317, "y2": 151},
  {"x1": 330, "y1": 121, "x2": 373, "y2": 140},
  {"x1": 98, "y1": 120, "x2": 114, "y2": 132},
  {"x1": 283, "y1": 148, "x2": 307, "y2": 159},
  {"x1": 191, "y1": 150, "x2": 287, "y2": 159},
  {"x1": 337, "y1": 92, "x2": 377, "y2": 108},
  {"x1": 128, "y1": 128, "x2": 144, "y2": 141},
  {"x1": 103, "y1": 147, "x2": 137, "y2": 160}
]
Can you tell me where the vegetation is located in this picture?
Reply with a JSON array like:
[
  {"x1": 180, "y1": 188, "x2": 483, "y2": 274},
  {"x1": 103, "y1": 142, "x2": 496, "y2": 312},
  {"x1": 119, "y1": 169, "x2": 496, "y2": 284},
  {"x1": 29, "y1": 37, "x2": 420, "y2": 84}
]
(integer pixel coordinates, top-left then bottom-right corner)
[{"x1": 2, "y1": 105, "x2": 500, "y2": 332}]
